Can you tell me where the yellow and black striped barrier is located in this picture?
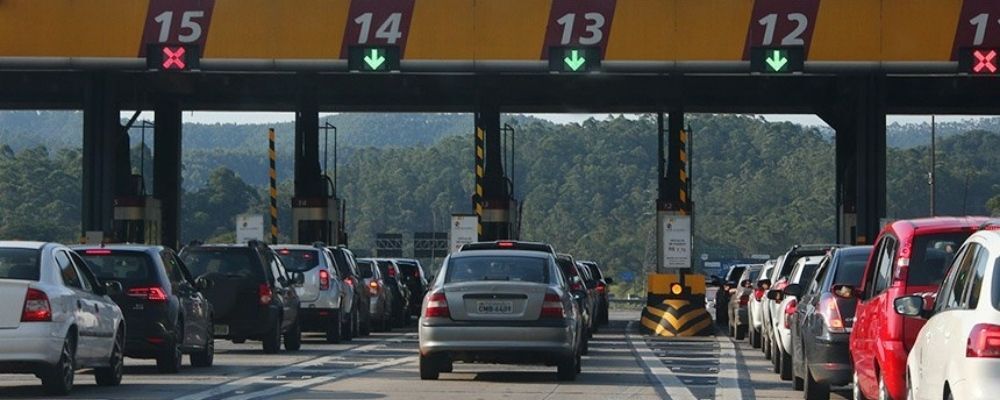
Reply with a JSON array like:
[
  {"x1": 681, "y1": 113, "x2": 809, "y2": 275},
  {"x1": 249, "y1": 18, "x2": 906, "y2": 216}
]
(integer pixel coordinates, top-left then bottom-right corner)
[
  {"x1": 268, "y1": 128, "x2": 278, "y2": 245},
  {"x1": 473, "y1": 126, "x2": 485, "y2": 236},
  {"x1": 640, "y1": 273, "x2": 715, "y2": 337}
]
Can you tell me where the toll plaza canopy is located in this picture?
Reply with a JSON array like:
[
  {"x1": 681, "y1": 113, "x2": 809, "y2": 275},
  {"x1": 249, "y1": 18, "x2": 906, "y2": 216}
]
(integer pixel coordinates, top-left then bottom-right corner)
[{"x1": 0, "y1": 0, "x2": 997, "y2": 73}]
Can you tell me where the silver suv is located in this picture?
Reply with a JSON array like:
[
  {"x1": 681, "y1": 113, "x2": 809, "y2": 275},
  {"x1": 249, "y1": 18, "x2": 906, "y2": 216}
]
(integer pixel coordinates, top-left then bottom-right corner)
[
  {"x1": 272, "y1": 245, "x2": 351, "y2": 343},
  {"x1": 418, "y1": 248, "x2": 583, "y2": 381}
]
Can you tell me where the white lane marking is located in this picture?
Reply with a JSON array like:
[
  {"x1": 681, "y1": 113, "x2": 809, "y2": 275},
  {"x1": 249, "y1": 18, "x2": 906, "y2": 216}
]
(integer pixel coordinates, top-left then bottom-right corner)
[
  {"x1": 625, "y1": 321, "x2": 698, "y2": 400},
  {"x1": 227, "y1": 354, "x2": 416, "y2": 400},
  {"x1": 176, "y1": 335, "x2": 416, "y2": 400},
  {"x1": 715, "y1": 336, "x2": 745, "y2": 400}
]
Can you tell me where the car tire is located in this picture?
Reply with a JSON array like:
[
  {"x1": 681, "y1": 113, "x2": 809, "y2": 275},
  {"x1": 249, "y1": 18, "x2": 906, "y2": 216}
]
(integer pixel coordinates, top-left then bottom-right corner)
[
  {"x1": 804, "y1": 366, "x2": 830, "y2": 400},
  {"x1": 581, "y1": 336, "x2": 590, "y2": 355},
  {"x1": 736, "y1": 325, "x2": 747, "y2": 341},
  {"x1": 157, "y1": 330, "x2": 182, "y2": 373},
  {"x1": 284, "y1": 318, "x2": 302, "y2": 351},
  {"x1": 853, "y1": 370, "x2": 865, "y2": 400},
  {"x1": 262, "y1": 317, "x2": 282, "y2": 354},
  {"x1": 326, "y1": 310, "x2": 343, "y2": 343},
  {"x1": 380, "y1": 313, "x2": 391, "y2": 332},
  {"x1": 763, "y1": 334, "x2": 772, "y2": 359},
  {"x1": 351, "y1": 307, "x2": 361, "y2": 337},
  {"x1": 794, "y1": 375, "x2": 804, "y2": 391},
  {"x1": 556, "y1": 354, "x2": 578, "y2": 381},
  {"x1": 191, "y1": 334, "x2": 214, "y2": 367},
  {"x1": 419, "y1": 354, "x2": 440, "y2": 380},
  {"x1": 95, "y1": 329, "x2": 124, "y2": 386},
  {"x1": 780, "y1": 349, "x2": 793, "y2": 381},
  {"x1": 440, "y1": 358, "x2": 453, "y2": 373},
  {"x1": 751, "y1": 327, "x2": 762, "y2": 348},
  {"x1": 341, "y1": 308, "x2": 354, "y2": 341},
  {"x1": 360, "y1": 307, "x2": 371, "y2": 336},
  {"x1": 771, "y1": 337, "x2": 781, "y2": 373},
  {"x1": 42, "y1": 335, "x2": 75, "y2": 396}
]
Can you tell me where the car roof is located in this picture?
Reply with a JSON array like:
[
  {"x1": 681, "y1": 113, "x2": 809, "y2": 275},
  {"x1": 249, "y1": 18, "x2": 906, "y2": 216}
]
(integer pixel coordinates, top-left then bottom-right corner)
[
  {"x1": 885, "y1": 216, "x2": 991, "y2": 237},
  {"x1": 73, "y1": 244, "x2": 164, "y2": 252},
  {"x1": 0, "y1": 241, "x2": 49, "y2": 250},
  {"x1": 450, "y1": 249, "x2": 553, "y2": 259},
  {"x1": 270, "y1": 244, "x2": 321, "y2": 251}
]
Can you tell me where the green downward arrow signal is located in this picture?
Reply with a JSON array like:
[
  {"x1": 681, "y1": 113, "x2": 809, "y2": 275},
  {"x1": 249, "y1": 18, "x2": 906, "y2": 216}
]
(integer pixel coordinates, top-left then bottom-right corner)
[
  {"x1": 765, "y1": 50, "x2": 788, "y2": 72},
  {"x1": 363, "y1": 49, "x2": 386, "y2": 70},
  {"x1": 564, "y1": 50, "x2": 586, "y2": 71}
]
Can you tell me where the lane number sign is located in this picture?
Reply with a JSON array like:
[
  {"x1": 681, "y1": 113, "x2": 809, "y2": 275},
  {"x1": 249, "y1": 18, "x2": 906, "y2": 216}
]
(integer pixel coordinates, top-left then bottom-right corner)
[
  {"x1": 140, "y1": 0, "x2": 215, "y2": 57},
  {"x1": 542, "y1": 0, "x2": 617, "y2": 59},
  {"x1": 743, "y1": 0, "x2": 820, "y2": 60},
  {"x1": 341, "y1": 0, "x2": 416, "y2": 58}
]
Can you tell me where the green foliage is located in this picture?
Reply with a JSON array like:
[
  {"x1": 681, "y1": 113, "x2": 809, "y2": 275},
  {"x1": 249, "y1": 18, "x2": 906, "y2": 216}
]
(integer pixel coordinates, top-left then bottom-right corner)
[
  {"x1": 181, "y1": 168, "x2": 261, "y2": 242},
  {"x1": 988, "y1": 195, "x2": 1000, "y2": 217}
]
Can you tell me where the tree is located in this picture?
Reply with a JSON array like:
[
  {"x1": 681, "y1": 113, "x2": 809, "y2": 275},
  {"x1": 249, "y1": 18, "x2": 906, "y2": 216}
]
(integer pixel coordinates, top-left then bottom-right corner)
[{"x1": 182, "y1": 168, "x2": 260, "y2": 242}]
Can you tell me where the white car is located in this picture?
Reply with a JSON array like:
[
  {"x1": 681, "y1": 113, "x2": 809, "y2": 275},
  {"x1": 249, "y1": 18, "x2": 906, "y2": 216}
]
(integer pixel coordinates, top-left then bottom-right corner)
[
  {"x1": 0, "y1": 241, "x2": 126, "y2": 395},
  {"x1": 771, "y1": 255, "x2": 823, "y2": 381},
  {"x1": 748, "y1": 259, "x2": 775, "y2": 348},
  {"x1": 900, "y1": 228, "x2": 1000, "y2": 400}
]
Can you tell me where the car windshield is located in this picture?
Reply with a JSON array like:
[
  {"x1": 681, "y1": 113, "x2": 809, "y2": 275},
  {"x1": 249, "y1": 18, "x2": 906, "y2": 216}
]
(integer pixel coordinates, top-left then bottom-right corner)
[
  {"x1": 0, "y1": 248, "x2": 40, "y2": 281},
  {"x1": 274, "y1": 249, "x2": 319, "y2": 272},
  {"x1": 832, "y1": 251, "x2": 869, "y2": 286},
  {"x1": 908, "y1": 233, "x2": 972, "y2": 286},
  {"x1": 79, "y1": 250, "x2": 157, "y2": 285},
  {"x1": 181, "y1": 248, "x2": 264, "y2": 281},
  {"x1": 447, "y1": 256, "x2": 549, "y2": 284}
]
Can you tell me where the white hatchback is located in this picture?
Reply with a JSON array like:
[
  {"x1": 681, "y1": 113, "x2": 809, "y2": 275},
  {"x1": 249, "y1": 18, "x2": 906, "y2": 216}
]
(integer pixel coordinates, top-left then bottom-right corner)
[
  {"x1": 0, "y1": 241, "x2": 126, "y2": 395},
  {"x1": 899, "y1": 228, "x2": 1000, "y2": 400}
]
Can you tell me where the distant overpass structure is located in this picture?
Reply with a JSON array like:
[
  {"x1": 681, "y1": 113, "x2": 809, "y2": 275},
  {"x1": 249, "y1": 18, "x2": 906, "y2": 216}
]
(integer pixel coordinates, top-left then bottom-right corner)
[{"x1": 1, "y1": 0, "x2": 998, "y2": 250}]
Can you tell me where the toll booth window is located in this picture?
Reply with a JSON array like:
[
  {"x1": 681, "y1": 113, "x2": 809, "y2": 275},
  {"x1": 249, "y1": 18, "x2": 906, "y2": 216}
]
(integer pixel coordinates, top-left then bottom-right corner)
[
  {"x1": 909, "y1": 233, "x2": 972, "y2": 286},
  {"x1": 446, "y1": 256, "x2": 549, "y2": 284},
  {"x1": 181, "y1": 248, "x2": 263, "y2": 281},
  {"x1": 276, "y1": 250, "x2": 320, "y2": 272},
  {"x1": 0, "y1": 249, "x2": 40, "y2": 281},
  {"x1": 79, "y1": 252, "x2": 154, "y2": 284}
]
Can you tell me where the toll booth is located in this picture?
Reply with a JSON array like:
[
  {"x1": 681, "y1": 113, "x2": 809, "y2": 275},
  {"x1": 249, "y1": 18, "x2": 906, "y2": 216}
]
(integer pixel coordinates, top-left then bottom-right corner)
[
  {"x1": 291, "y1": 196, "x2": 345, "y2": 245},
  {"x1": 112, "y1": 196, "x2": 162, "y2": 244},
  {"x1": 640, "y1": 273, "x2": 715, "y2": 337}
]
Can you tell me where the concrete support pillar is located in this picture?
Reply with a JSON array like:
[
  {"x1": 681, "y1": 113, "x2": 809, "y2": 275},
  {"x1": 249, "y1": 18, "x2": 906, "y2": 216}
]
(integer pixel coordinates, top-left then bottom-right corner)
[
  {"x1": 474, "y1": 104, "x2": 514, "y2": 241},
  {"x1": 154, "y1": 100, "x2": 182, "y2": 250},
  {"x1": 81, "y1": 73, "x2": 120, "y2": 242}
]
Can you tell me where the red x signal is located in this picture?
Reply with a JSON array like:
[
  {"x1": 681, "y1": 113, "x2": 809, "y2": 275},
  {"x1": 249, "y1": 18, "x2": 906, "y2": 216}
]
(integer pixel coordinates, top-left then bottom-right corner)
[
  {"x1": 161, "y1": 46, "x2": 187, "y2": 70},
  {"x1": 973, "y1": 49, "x2": 997, "y2": 74}
]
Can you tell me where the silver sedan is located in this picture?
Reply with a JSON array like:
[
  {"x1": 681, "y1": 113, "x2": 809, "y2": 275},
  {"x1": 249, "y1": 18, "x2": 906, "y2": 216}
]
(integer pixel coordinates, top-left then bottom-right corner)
[{"x1": 418, "y1": 249, "x2": 583, "y2": 381}]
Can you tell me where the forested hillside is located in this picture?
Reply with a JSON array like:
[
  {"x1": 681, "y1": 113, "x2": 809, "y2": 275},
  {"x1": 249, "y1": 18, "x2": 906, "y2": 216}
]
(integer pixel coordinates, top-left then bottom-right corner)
[{"x1": 1, "y1": 113, "x2": 998, "y2": 296}]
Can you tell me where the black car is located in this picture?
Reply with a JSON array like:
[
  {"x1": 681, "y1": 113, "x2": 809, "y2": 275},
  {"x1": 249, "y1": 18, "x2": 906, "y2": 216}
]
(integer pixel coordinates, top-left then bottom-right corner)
[
  {"x1": 328, "y1": 246, "x2": 371, "y2": 337},
  {"x1": 579, "y1": 261, "x2": 612, "y2": 326},
  {"x1": 556, "y1": 254, "x2": 593, "y2": 351},
  {"x1": 76, "y1": 245, "x2": 215, "y2": 373},
  {"x1": 180, "y1": 241, "x2": 302, "y2": 354},
  {"x1": 373, "y1": 259, "x2": 411, "y2": 328},
  {"x1": 356, "y1": 258, "x2": 393, "y2": 332},
  {"x1": 393, "y1": 259, "x2": 429, "y2": 317},
  {"x1": 789, "y1": 246, "x2": 871, "y2": 399}
]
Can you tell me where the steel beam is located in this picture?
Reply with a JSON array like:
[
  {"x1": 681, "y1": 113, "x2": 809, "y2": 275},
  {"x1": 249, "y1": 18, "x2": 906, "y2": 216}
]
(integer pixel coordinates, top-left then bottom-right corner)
[
  {"x1": 153, "y1": 100, "x2": 182, "y2": 250},
  {"x1": 81, "y1": 73, "x2": 120, "y2": 242},
  {"x1": 475, "y1": 104, "x2": 514, "y2": 241}
]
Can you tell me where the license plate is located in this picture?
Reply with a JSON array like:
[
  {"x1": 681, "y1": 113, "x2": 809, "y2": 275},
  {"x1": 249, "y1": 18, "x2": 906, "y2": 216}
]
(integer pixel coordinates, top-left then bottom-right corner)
[
  {"x1": 477, "y1": 301, "x2": 514, "y2": 314},
  {"x1": 213, "y1": 324, "x2": 229, "y2": 336}
]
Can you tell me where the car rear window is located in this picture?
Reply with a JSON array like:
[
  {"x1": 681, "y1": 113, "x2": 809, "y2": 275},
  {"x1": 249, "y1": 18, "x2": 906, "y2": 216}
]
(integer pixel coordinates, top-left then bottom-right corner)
[
  {"x1": 832, "y1": 251, "x2": 869, "y2": 286},
  {"x1": 748, "y1": 270, "x2": 761, "y2": 281},
  {"x1": 79, "y1": 250, "x2": 157, "y2": 284},
  {"x1": 728, "y1": 266, "x2": 746, "y2": 281},
  {"x1": 907, "y1": 233, "x2": 971, "y2": 286},
  {"x1": 330, "y1": 249, "x2": 355, "y2": 277},
  {"x1": 274, "y1": 249, "x2": 319, "y2": 272},
  {"x1": 0, "y1": 248, "x2": 40, "y2": 281},
  {"x1": 584, "y1": 263, "x2": 604, "y2": 280},
  {"x1": 993, "y1": 258, "x2": 1000, "y2": 311},
  {"x1": 396, "y1": 262, "x2": 421, "y2": 279},
  {"x1": 447, "y1": 256, "x2": 549, "y2": 284},
  {"x1": 356, "y1": 260, "x2": 375, "y2": 279},
  {"x1": 181, "y1": 248, "x2": 264, "y2": 281},
  {"x1": 556, "y1": 258, "x2": 581, "y2": 279}
]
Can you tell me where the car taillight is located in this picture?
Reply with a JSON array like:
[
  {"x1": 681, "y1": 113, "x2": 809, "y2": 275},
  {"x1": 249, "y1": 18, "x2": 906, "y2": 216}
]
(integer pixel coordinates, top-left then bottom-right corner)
[
  {"x1": 497, "y1": 241, "x2": 515, "y2": 248},
  {"x1": 21, "y1": 288, "x2": 51, "y2": 322},
  {"x1": 784, "y1": 299, "x2": 798, "y2": 329},
  {"x1": 343, "y1": 278, "x2": 355, "y2": 288},
  {"x1": 541, "y1": 292, "x2": 566, "y2": 320},
  {"x1": 570, "y1": 282, "x2": 583, "y2": 292},
  {"x1": 818, "y1": 294, "x2": 846, "y2": 333},
  {"x1": 319, "y1": 269, "x2": 330, "y2": 290},
  {"x1": 127, "y1": 286, "x2": 168, "y2": 303},
  {"x1": 258, "y1": 284, "x2": 273, "y2": 305},
  {"x1": 368, "y1": 280, "x2": 380, "y2": 296},
  {"x1": 739, "y1": 294, "x2": 749, "y2": 306},
  {"x1": 753, "y1": 288, "x2": 765, "y2": 301},
  {"x1": 967, "y1": 323, "x2": 1000, "y2": 358},
  {"x1": 424, "y1": 291, "x2": 449, "y2": 318},
  {"x1": 596, "y1": 282, "x2": 607, "y2": 294}
]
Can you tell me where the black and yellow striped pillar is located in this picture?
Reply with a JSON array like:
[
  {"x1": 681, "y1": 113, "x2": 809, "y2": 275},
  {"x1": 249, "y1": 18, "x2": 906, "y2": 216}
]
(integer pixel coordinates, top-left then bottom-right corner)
[
  {"x1": 640, "y1": 273, "x2": 714, "y2": 337},
  {"x1": 473, "y1": 126, "x2": 485, "y2": 237},
  {"x1": 268, "y1": 128, "x2": 278, "y2": 244},
  {"x1": 659, "y1": 111, "x2": 692, "y2": 215}
]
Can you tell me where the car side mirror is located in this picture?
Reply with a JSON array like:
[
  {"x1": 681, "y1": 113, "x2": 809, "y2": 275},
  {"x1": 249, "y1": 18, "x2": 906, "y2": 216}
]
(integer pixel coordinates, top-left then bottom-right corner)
[
  {"x1": 894, "y1": 295, "x2": 927, "y2": 318},
  {"x1": 831, "y1": 284, "x2": 858, "y2": 299},
  {"x1": 766, "y1": 290, "x2": 783, "y2": 301},
  {"x1": 757, "y1": 279, "x2": 771, "y2": 289},
  {"x1": 605, "y1": 277, "x2": 614, "y2": 285},
  {"x1": 103, "y1": 281, "x2": 122, "y2": 296},
  {"x1": 783, "y1": 283, "x2": 803, "y2": 298},
  {"x1": 195, "y1": 277, "x2": 214, "y2": 291},
  {"x1": 741, "y1": 279, "x2": 752, "y2": 288}
]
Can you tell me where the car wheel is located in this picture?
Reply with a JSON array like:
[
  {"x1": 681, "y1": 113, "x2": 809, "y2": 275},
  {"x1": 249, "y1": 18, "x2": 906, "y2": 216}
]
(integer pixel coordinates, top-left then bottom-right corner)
[
  {"x1": 736, "y1": 325, "x2": 747, "y2": 341},
  {"x1": 351, "y1": 307, "x2": 360, "y2": 337},
  {"x1": 771, "y1": 337, "x2": 781, "y2": 373},
  {"x1": 751, "y1": 327, "x2": 762, "y2": 348},
  {"x1": 360, "y1": 307, "x2": 371, "y2": 336},
  {"x1": 440, "y1": 357, "x2": 453, "y2": 373},
  {"x1": 804, "y1": 364, "x2": 830, "y2": 400},
  {"x1": 284, "y1": 318, "x2": 302, "y2": 351},
  {"x1": 326, "y1": 310, "x2": 343, "y2": 343},
  {"x1": 262, "y1": 317, "x2": 282, "y2": 354},
  {"x1": 191, "y1": 334, "x2": 214, "y2": 367},
  {"x1": 157, "y1": 328, "x2": 182, "y2": 373},
  {"x1": 780, "y1": 348, "x2": 793, "y2": 381},
  {"x1": 42, "y1": 335, "x2": 75, "y2": 395},
  {"x1": 341, "y1": 308, "x2": 354, "y2": 341},
  {"x1": 556, "y1": 354, "x2": 578, "y2": 381},
  {"x1": 95, "y1": 329, "x2": 124, "y2": 386},
  {"x1": 794, "y1": 375, "x2": 804, "y2": 391},
  {"x1": 763, "y1": 334, "x2": 772, "y2": 359},
  {"x1": 853, "y1": 370, "x2": 866, "y2": 400},
  {"x1": 877, "y1": 373, "x2": 890, "y2": 400},
  {"x1": 581, "y1": 336, "x2": 590, "y2": 355},
  {"x1": 419, "y1": 354, "x2": 440, "y2": 380},
  {"x1": 380, "y1": 311, "x2": 391, "y2": 332}
]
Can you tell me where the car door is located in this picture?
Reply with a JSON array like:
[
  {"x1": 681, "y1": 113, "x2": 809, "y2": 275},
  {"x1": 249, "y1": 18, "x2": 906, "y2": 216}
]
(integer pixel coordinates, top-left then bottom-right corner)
[
  {"x1": 164, "y1": 251, "x2": 208, "y2": 347},
  {"x1": 855, "y1": 236, "x2": 894, "y2": 397},
  {"x1": 71, "y1": 252, "x2": 119, "y2": 362},
  {"x1": 268, "y1": 251, "x2": 298, "y2": 328},
  {"x1": 54, "y1": 250, "x2": 101, "y2": 362}
]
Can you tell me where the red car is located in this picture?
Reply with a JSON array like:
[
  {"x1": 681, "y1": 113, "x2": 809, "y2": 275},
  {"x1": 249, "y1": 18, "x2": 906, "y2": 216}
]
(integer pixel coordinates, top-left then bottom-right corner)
[{"x1": 848, "y1": 217, "x2": 988, "y2": 400}]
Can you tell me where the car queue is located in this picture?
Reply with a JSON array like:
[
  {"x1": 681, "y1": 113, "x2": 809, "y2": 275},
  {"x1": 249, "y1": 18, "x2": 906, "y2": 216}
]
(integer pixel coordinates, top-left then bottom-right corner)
[
  {"x1": 0, "y1": 238, "x2": 612, "y2": 395},
  {"x1": 720, "y1": 216, "x2": 998, "y2": 400}
]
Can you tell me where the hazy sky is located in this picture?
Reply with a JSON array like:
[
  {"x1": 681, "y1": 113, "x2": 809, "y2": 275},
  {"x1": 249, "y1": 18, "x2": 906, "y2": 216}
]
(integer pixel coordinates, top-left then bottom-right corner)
[{"x1": 125, "y1": 111, "x2": 989, "y2": 127}]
